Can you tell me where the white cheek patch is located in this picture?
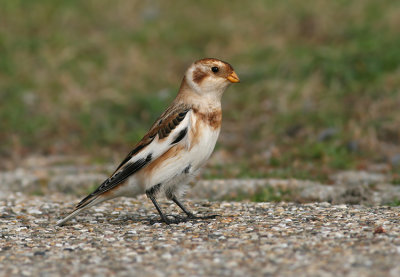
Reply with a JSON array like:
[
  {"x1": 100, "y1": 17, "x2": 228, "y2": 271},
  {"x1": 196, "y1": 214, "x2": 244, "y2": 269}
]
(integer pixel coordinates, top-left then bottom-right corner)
[
  {"x1": 187, "y1": 67, "x2": 222, "y2": 92},
  {"x1": 186, "y1": 66, "x2": 202, "y2": 94},
  {"x1": 185, "y1": 62, "x2": 229, "y2": 103}
]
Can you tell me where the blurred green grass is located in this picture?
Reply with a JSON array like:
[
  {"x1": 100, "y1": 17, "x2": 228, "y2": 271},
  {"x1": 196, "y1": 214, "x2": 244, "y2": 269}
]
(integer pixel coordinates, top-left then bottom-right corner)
[{"x1": 1, "y1": 0, "x2": 400, "y2": 180}]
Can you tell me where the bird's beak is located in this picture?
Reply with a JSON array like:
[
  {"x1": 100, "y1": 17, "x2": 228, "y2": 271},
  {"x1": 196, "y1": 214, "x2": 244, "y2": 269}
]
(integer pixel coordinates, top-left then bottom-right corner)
[{"x1": 227, "y1": 71, "x2": 240, "y2": 83}]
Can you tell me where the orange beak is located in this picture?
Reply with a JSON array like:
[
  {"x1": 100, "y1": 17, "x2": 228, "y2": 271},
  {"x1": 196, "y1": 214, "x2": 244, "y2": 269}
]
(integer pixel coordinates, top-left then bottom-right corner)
[{"x1": 227, "y1": 71, "x2": 240, "y2": 83}]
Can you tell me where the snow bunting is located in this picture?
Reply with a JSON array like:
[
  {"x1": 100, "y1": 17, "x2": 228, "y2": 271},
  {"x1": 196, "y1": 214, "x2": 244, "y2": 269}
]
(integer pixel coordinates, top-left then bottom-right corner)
[{"x1": 56, "y1": 58, "x2": 240, "y2": 226}]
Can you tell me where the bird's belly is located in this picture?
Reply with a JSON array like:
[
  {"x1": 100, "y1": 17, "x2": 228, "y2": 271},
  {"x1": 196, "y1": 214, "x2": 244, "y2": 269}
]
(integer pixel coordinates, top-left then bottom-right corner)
[{"x1": 141, "y1": 125, "x2": 220, "y2": 191}]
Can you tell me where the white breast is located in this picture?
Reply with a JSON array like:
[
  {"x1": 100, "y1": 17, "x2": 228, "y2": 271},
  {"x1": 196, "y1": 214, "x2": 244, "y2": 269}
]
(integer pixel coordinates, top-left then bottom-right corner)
[
  {"x1": 141, "y1": 110, "x2": 221, "y2": 194},
  {"x1": 187, "y1": 114, "x2": 220, "y2": 170}
]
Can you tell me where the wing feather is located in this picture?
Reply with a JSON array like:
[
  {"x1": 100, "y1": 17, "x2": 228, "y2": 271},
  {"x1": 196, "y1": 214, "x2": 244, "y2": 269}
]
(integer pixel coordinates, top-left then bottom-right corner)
[
  {"x1": 75, "y1": 103, "x2": 191, "y2": 209},
  {"x1": 113, "y1": 104, "x2": 190, "y2": 174}
]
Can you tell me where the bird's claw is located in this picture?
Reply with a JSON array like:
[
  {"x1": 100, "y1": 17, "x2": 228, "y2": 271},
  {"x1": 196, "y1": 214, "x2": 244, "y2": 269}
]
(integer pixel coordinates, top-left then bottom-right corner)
[{"x1": 150, "y1": 214, "x2": 219, "y2": 225}]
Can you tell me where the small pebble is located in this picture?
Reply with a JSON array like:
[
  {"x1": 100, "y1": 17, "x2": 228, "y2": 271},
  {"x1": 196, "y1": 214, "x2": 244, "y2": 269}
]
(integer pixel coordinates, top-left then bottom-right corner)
[{"x1": 0, "y1": 191, "x2": 398, "y2": 276}]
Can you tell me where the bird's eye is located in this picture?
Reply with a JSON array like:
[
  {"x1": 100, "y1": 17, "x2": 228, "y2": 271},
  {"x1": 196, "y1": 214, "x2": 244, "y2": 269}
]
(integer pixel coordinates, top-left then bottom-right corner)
[{"x1": 211, "y1": 67, "x2": 219, "y2": 73}]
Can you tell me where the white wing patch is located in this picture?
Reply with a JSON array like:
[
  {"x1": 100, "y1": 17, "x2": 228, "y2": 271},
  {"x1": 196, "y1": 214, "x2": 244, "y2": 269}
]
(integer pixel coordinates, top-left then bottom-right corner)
[{"x1": 118, "y1": 110, "x2": 192, "y2": 174}]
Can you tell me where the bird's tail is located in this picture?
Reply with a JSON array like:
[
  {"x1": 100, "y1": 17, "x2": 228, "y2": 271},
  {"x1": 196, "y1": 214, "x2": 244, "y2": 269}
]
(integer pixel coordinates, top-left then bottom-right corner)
[{"x1": 56, "y1": 195, "x2": 111, "y2": 226}]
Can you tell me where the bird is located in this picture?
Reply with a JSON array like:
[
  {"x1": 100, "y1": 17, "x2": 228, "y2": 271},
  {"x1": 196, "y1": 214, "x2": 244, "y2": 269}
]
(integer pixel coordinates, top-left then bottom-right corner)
[{"x1": 56, "y1": 58, "x2": 240, "y2": 226}]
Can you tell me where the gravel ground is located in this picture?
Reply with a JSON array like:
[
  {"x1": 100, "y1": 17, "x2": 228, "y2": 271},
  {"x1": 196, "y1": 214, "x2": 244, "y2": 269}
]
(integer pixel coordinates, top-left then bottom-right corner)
[{"x1": 1, "y1": 193, "x2": 399, "y2": 277}]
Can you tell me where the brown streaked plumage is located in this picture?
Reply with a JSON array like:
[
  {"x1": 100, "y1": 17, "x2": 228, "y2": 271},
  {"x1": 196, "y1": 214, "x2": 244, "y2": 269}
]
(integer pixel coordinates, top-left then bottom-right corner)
[
  {"x1": 112, "y1": 103, "x2": 191, "y2": 174},
  {"x1": 194, "y1": 58, "x2": 234, "y2": 72},
  {"x1": 193, "y1": 108, "x2": 222, "y2": 129},
  {"x1": 56, "y1": 58, "x2": 239, "y2": 226}
]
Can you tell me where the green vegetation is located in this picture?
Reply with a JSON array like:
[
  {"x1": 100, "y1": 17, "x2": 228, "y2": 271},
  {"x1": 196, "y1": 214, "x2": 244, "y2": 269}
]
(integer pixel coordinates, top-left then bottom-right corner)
[
  {"x1": 1, "y1": 0, "x2": 400, "y2": 180},
  {"x1": 386, "y1": 200, "x2": 400, "y2": 207},
  {"x1": 391, "y1": 175, "x2": 400, "y2": 185}
]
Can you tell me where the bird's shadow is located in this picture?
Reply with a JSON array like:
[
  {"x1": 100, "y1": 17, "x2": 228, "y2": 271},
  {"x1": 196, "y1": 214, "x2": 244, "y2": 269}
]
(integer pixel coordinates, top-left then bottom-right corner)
[{"x1": 108, "y1": 213, "x2": 221, "y2": 226}]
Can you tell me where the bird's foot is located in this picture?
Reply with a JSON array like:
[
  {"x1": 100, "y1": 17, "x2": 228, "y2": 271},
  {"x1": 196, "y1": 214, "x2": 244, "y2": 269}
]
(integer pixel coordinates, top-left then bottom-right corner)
[
  {"x1": 150, "y1": 214, "x2": 187, "y2": 225},
  {"x1": 150, "y1": 214, "x2": 219, "y2": 225}
]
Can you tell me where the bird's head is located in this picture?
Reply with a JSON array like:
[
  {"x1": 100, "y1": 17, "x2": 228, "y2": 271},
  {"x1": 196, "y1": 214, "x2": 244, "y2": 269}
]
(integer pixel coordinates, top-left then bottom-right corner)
[{"x1": 183, "y1": 58, "x2": 240, "y2": 99}]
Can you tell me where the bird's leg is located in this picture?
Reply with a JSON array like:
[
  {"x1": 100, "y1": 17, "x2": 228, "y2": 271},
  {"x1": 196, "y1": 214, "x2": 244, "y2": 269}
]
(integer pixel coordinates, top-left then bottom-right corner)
[
  {"x1": 171, "y1": 196, "x2": 196, "y2": 218},
  {"x1": 146, "y1": 183, "x2": 173, "y2": 224},
  {"x1": 147, "y1": 194, "x2": 171, "y2": 224},
  {"x1": 147, "y1": 184, "x2": 190, "y2": 224},
  {"x1": 171, "y1": 196, "x2": 218, "y2": 220}
]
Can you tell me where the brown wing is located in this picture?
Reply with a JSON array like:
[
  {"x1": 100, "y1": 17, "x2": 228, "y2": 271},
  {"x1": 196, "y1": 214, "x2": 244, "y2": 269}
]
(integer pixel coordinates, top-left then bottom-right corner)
[
  {"x1": 112, "y1": 103, "x2": 191, "y2": 174},
  {"x1": 75, "y1": 103, "x2": 191, "y2": 209}
]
